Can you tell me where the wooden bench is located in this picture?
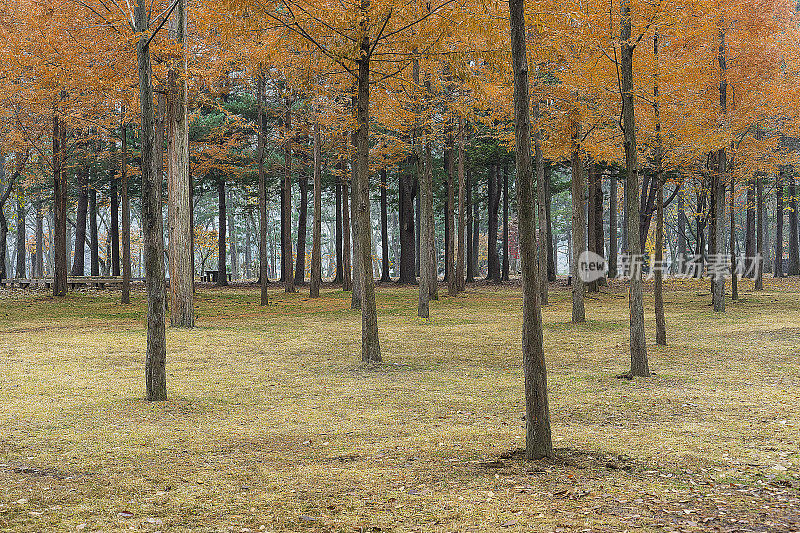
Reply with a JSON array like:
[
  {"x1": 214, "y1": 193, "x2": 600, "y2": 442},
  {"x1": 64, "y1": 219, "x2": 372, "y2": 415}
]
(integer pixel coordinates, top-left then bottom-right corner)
[
  {"x1": 0, "y1": 276, "x2": 136, "y2": 290},
  {"x1": 204, "y1": 270, "x2": 232, "y2": 283}
]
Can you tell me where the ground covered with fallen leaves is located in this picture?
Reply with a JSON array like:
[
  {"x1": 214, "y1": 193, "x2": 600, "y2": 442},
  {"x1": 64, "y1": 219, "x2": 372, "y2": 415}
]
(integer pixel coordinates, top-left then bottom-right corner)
[{"x1": 0, "y1": 278, "x2": 798, "y2": 532}]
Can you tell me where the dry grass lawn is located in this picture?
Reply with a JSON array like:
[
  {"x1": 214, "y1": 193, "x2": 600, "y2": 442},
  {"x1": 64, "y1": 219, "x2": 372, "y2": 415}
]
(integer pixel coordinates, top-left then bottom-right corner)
[{"x1": 0, "y1": 278, "x2": 799, "y2": 532}]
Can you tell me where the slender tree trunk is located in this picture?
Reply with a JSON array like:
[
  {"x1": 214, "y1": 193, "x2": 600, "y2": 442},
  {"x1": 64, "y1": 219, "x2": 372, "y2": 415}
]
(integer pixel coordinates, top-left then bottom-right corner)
[
  {"x1": 35, "y1": 200, "x2": 44, "y2": 278},
  {"x1": 217, "y1": 179, "x2": 228, "y2": 286},
  {"x1": 534, "y1": 102, "x2": 548, "y2": 304},
  {"x1": 136, "y1": 1, "x2": 167, "y2": 401},
  {"x1": 677, "y1": 189, "x2": 686, "y2": 274},
  {"x1": 295, "y1": 175, "x2": 308, "y2": 284},
  {"x1": 166, "y1": 0, "x2": 194, "y2": 326},
  {"x1": 15, "y1": 188, "x2": 26, "y2": 278},
  {"x1": 788, "y1": 176, "x2": 799, "y2": 275},
  {"x1": 447, "y1": 133, "x2": 457, "y2": 294},
  {"x1": 775, "y1": 172, "x2": 784, "y2": 278},
  {"x1": 586, "y1": 162, "x2": 598, "y2": 293},
  {"x1": 755, "y1": 175, "x2": 764, "y2": 290},
  {"x1": 0, "y1": 153, "x2": 12, "y2": 282},
  {"x1": 355, "y1": 19, "x2": 381, "y2": 362},
  {"x1": 121, "y1": 120, "x2": 131, "y2": 304},
  {"x1": 89, "y1": 186, "x2": 99, "y2": 276},
  {"x1": 110, "y1": 151, "x2": 120, "y2": 277},
  {"x1": 712, "y1": 28, "x2": 727, "y2": 312},
  {"x1": 502, "y1": 162, "x2": 510, "y2": 282},
  {"x1": 52, "y1": 116, "x2": 67, "y2": 296},
  {"x1": 398, "y1": 156, "x2": 416, "y2": 284},
  {"x1": 342, "y1": 165, "x2": 352, "y2": 291},
  {"x1": 229, "y1": 189, "x2": 238, "y2": 280},
  {"x1": 350, "y1": 145, "x2": 362, "y2": 309},
  {"x1": 730, "y1": 176, "x2": 738, "y2": 299},
  {"x1": 608, "y1": 168, "x2": 618, "y2": 278},
  {"x1": 745, "y1": 176, "x2": 755, "y2": 276},
  {"x1": 257, "y1": 74, "x2": 269, "y2": 305},
  {"x1": 456, "y1": 117, "x2": 466, "y2": 292},
  {"x1": 380, "y1": 167, "x2": 391, "y2": 282},
  {"x1": 653, "y1": 31, "x2": 666, "y2": 344},
  {"x1": 310, "y1": 121, "x2": 323, "y2": 298},
  {"x1": 487, "y1": 162, "x2": 501, "y2": 282},
  {"x1": 621, "y1": 0, "x2": 649, "y2": 376},
  {"x1": 473, "y1": 179, "x2": 480, "y2": 278},
  {"x1": 418, "y1": 134, "x2": 436, "y2": 317},
  {"x1": 466, "y1": 168, "x2": 474, "y2": 283},
  {"x1": 545, "y1": 168, "x2": 555, "y2": 281},
  {"x1": 334, "y1": 164, "x2": 343, "y2": 283},
  {"x1": 71, "y1": 164, "x2": 89, "y2": 276},
  {"x1": 415, "y1": 180, "x2": 421, "y2": 278},
  {"x1": 283, "y1": 104, "x2": 295, "y2": 293},
  {"x1": 509, "y1": 0, "x2": 553, "y2": 459},
  {"x1": 594, "y1": 167, "x2": 606, "y2": 286},
  {"x1": 570, "y1": 124, "x2": 586, "y2": 323}
]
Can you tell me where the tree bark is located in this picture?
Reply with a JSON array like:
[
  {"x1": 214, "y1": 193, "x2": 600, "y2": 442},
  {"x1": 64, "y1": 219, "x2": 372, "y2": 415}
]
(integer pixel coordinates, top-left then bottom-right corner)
[
  {"x1": 653, "y1": 31, "x2": 666, "y2": 344},
  {"x1": 110, "y1": 146, "x2": 120, "y2": 277},
  {"x1": 608, "y1": 167, "x2": 618, "y2": 278},
  {"x1": 788, "y1": 176, "x2": 799, "y2": 275},
  {"x1": 342, "y1": 163, "x2": 352, "y2": 291},
  {"x1": 775, "y1": 172, "x2": 784, "y2": 278},
  {"x1": 502, "y1": 162, "x2": 510, "y2": 282},
  {"x1": 0, "y1": 154, "x2": 13, "y2": 282},
  {"x1": 466, "y1": 167, "x2": 474, "y2": 283},
  {"x1": 283, "y1": 103, "x2": 295, "y2": 292},
  {"x1": 35, "y1": 199, "x2": 44, "y2": 278},
  {"x1": 545, "y1": 168, "x2": 555, "y2": 281},
  {"x1": 712, "y1": 28, "x2": 727, "y2": 312},
  {"x1": 334, "y1": 164, "x2": 343, "y2": 284},
  {"x1": 755, "y1": 175, "x2": 764, "y2": 290},
  {"x1": 217, "y1": 178, "x2": 228, "y2": 286},
  {"x1": 509, "y1": 0, "x2": 553, "y2": 459},
  {"x1": 355, "y1": 15, "x2": 381, "y2": 362},
  {"x1": 456, "y1": 117, "x2": 466, "y2": 292},
  {"x1": 447, "y1": 131, "x2": 457, "y2": 294},
  {"x1": 166, "y1": 0, "x2": 195, "y2": 326},
  {"x1": 136, "y1": 1, "x2": 167, "y2": 401},
  {"x1": 418, "y1": 134, "x2": 436, "y2": 317},
  {"x1": 398, "y1": 156, "x2": 416, "y2": 284},
  {"x1": 121, "y1": 120, "x2": 132, "y2": 304},
  {"x1": 380, "y1": 167, "x2": 391, "y2": 282},
  {"x1": 487, "y1": 162, "x2": 501, "y2": 282},
  {"x1": 730, "y1": 176, "x2": 738, "y2": 299},
  {"x1": 621, "y1": 0, "x2": 649, "y2": 375},
  {"x1": 89, "y1": 185, "x2": 99, "y2": 276},
  {"x1": 53, "y1": 116, "x2": 67, "y2": 296},
  {"x1": 71, "y1": 163, "x2": 89, "y2": 276},
  {"x1": 472, "y1": 176, "x2": 480, "y2": 278},
  {"x1": 310, "y1": 121, "x2": 323, "y2": 298},
  {"x1": 15, "y1": 187, "x2": 26, "y2": 278},
  {"x1": 350, "y1": 143, "x2": 362, "y2": 309},
  {"x1": 534, "y1": 102, "x2": 548, "y2": 304},
  {"x1": 295, "y1": 174, "x2": 308, "y2": 284},
  {"x1": 257, "y1": 74, "x2": 269, "y2": 305},
  {"x1": 570, "y1": 124, "x2": 586, "y2": 323}
]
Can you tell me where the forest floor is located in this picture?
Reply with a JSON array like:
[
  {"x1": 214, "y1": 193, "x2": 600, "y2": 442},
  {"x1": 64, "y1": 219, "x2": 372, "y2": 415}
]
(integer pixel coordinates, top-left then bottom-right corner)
[{"x1": 0, "y1": 278, "x2": 799, "y2": 532}]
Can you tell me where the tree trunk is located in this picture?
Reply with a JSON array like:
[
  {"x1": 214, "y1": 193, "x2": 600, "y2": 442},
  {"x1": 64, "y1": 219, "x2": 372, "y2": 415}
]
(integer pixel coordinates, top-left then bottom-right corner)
[
  {"x1": 545, "y1": 168, "x2": 555, "y2": 281},
  {"x1": 217, "y1": 178, "x2": 228, "y2": 286},
  {"x1": 136, "y1": 1, "x2": 167, "y2": 401},
  {"x1": 677, "y1": 188, "x2": 686, "y2": 274},
  {"x1": 71, "y1": 164, "x2": 89, "y2": 276},
  {"x1": 310, "y1": 121, "x2": 323, "y2": 298},
  {"x1": 89, "y1": 185, "x2": 99, "y2": 276},
  {"x1": 788, "y1": 176, "x2": 799, "y2": 275},
  {"x1": 594, "y1": 167, "x2": 605, "y2": 285},
  {"x1": 283, "y1": 104, "x2": 295, "y2": 293},
  {"x1": 653, "y1": 30, "x2": 666, "y2": 344},
  {"x1": 466, "y1": 167, "x2": 474, "y2": 283},
  {"x1": 534, "y1": 102, "x2": 548, "y2": 304},
  {"x1": 586, "y1": 162, "x2": 597, "y2": 293},
  {"x1": 355, "y1": 20, "x2": 381, "y2": 362},
  {"x1": 502, "y1": 162, "x2": 510, "y2": 282},
  {"x1": 166, "y1": 0, "x2": 195, "y2": 325},
  {"x1": 570, "y1": 124, "x2": 586, "y2": 323},
  {"x1": 380, "y1": 167, "x2": 391, "y2": 282},
  {"x1": 295, "y1": 175, "x2": 308, "y2": 284},
  {"x1": 418, "y1": 135, "x2": 436, "y2": 317},
  {"x1": 334, "y1": 164, "x2": 343, "y2": 283},
  {"x1": 0, "y1": 153, "x2": 12, "y2": 282},
  {"x1": 121, "y1": 120, "x2": 132, "y2": 304},
  {"x1": 447, "y1": 132, "x2": 457, "y2": 294},
  {"x1": 257, "y1": 74, "x2": 269, "y2": 305},
  {"x1": 53, "y1": 117, "x2": 68, "y2": 296},
  {"x1": 342, "y1": 165, "x2": 352, "y2": 291},
  {"x1": 15, "y1": 188, "x2": 26, "y2": 278},
  {"x1": 621, "y1": 0, "x2": 649, "y2": 376},
  {"x1": 509, "y1": 0, "x2": 553, "y2": 459},
  {"x1": 350, "y1": 146, "x2": 362, "y2": 309},
  {"x1": 712, "y1": 29, "x2": 727, "y2": 312},
  {"x1": 472, "y1": 178, "x2": 480, "y2": 278},
  {"x1": 775, "y1": 172, "x2": 784, "y2": 278},
  {"x1": 608, "y1": 167, "x2": 618, "y2": 278},
  {"x1": 35, "y1": 199, "x2": 44, "y2": 278},
  {"x1": 110, "y1": 149, "x2": 120, "y2": 277},
  {"x1": 745, "y1": 176, "x2": 755, "y2": 276},
  {"x1": 487, "y1": 162, "x2": 501, "y2": 282},
  {"x1": 730, "y1": 176, "x2": 738, "y2": 299},
  {"x1": 229, "y1": 189, "x2": 238, "y2": 280},
  {"x1": 456, "y1": 117, "x2": 466, "y2": 292},
  {"x1": 398, "y1": 156, "x2": 416, "y2": 284},
  {"x1": 755, "y1": 175, "x2": 764, "y2": 290}
]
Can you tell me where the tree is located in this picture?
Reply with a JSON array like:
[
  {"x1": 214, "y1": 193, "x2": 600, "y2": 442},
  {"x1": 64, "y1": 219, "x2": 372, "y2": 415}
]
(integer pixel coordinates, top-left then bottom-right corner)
[{"x1": 509, "y1": 0, "x2": 553, "y2": 460}]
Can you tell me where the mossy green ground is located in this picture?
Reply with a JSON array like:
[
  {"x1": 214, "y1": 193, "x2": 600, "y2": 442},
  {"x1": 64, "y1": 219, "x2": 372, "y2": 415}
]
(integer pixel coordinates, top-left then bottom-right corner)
[{"x1": 1, "y1": 279, "x2": 798, "y2": 532}]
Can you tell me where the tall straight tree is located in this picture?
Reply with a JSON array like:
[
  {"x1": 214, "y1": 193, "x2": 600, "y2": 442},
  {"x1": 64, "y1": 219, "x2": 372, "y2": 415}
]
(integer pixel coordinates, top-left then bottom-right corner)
[
  {"x1": 653, "y1": 31, "x2": 666, "y2": 345},
  {"x1": 788, "y1": 175, "x2": 799, "y2": 275},
  {"x1": 121, "y1": 120, "x2": 132, "y2": 304},
  {"x1": 620, "y1": 0, "x2": 649, "y2": 376},
  {"x1": 570, "y1": 120, "x2": 585, "y2": 323},
  {"x1": 310, "y1": 121, "x2": 323, "y2": 298},
  {"x1": 217, "y1": 178, "x2": 228, "y2": 286},
  {"x1": 283, "y1": 101, "x2": 295, "y2": 293},
  {"x1": 775, "y1": 171, "x2": 784, "y2": 278},
  {"x1": 456, "y1": 117, "x2": 466, "y2": 292},
  {"x1": 534, "y1": 102, "x2": 548, "y2": 305},
  {"x1": 257, "y1": 73, "x2": 269, "y2": 305},
  {"x1": 508, "y1": 0, "x2": 553, "y2": 459},
  {"x1": 135, "y1": 0, "x2": 168, "y2": 401},
  {"x1": 166, "y1": 0, "x2": 194, "y2": 326},
  {"x1": 380, "y1": 167, "x2": 391, "y2": 282},
  {"x1": 712, "y1": 28, "x2": 726, "y2": 312}
]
